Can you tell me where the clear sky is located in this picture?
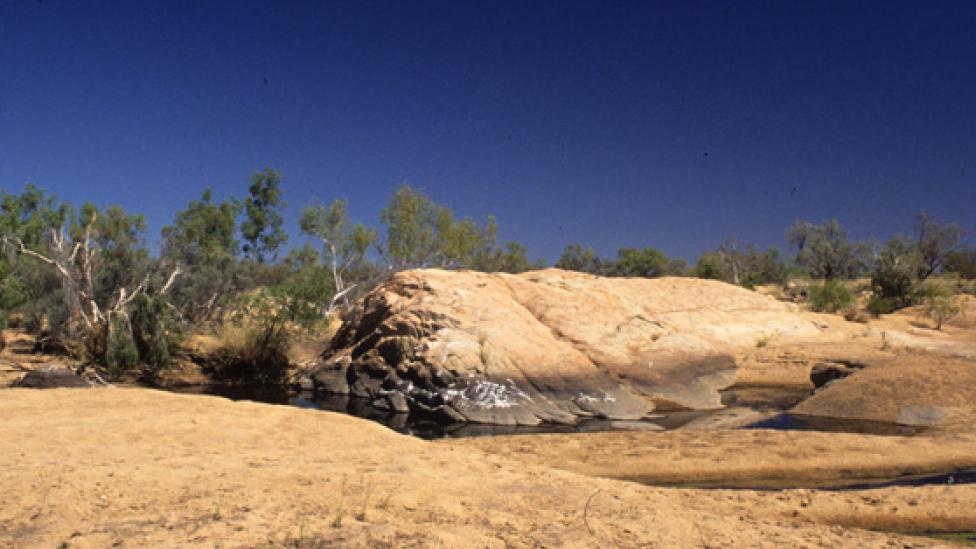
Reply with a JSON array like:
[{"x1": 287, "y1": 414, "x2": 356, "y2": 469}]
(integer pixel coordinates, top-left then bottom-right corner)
[{"x1": 1, "y1": 1, "x2": 974, "y2": 262}]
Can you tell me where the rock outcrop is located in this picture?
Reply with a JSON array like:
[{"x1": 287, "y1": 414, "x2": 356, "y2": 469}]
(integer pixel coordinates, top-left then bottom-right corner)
[
  {"x1": 13, "y1": 365, "x2": 91, "y2": 388},
  {"x1": 303, "y1": 269, "x2": 823, "y2": 425}
]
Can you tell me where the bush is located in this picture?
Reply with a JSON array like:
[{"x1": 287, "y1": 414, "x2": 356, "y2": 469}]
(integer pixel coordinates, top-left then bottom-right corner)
[
  {"x1": 807, "y1": 280, "x2": 853, "y2": 313},
  {"x1": 867, "y1": 295, "x2": 900, "y2": 317},
  {"x1": 870, "y1": 237, "x2": 917, "y2": 310},
  {"x1": 206, "y1": 265, "x2": 333, "y2": 384},
  {"x1": 207, "y1": 322, "x2": 291, "y2": 384},
  {"x1": 918, "y1": 278, "x2": 964, "y2": 330},
  {"x1": 129, "y1": 294, "x2": 182, "y2": 375},
  {"x1": 104, "y1": 320, "x2": 139, "y2": 377}
]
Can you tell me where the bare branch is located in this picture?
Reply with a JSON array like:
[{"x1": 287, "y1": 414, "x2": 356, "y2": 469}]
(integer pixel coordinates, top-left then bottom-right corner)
[
  {"x1": 328, "y1": 284, "x2": 358, "y2": 313},
  {"x1": 160, "y1": 263, "x2": 182, "y2": 295}
]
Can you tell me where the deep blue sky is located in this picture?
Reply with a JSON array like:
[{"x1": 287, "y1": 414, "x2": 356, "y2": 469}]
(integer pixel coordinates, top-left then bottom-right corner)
[{"x1": 1, "y1": 1, "x2": 974, "y2": 262}]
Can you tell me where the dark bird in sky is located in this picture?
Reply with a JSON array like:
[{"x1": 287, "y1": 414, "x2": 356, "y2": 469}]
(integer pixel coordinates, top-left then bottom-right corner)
[
  {"x1": 702, "y1": 152, "x2": 709, "y2": 158},
  {"x1": 263, "y1": 76, "x2": 269, "y2": 85},
  {"x1": 790, "y1": 187, "x2": 798, "y2": 196}
]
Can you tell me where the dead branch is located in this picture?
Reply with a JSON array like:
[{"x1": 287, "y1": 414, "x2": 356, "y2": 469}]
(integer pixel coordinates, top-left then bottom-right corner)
[
  {"x1": 328, "y1": 284, "x2": 358, "y2": 314},
  {"x1": 582, "y1": 489, "x2": 600, "y2": 537},
  {"x1": 160, "y1": 263, "x2": 182, "y2": 295}
]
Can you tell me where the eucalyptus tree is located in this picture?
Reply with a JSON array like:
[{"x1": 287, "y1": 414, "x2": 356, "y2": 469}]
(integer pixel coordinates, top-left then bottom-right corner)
[
  {"x1": 915, "y1": 210, "x2": 964, "y2": 281},
  {"x1": 789, "y1": 219, "x2": 865, "y2": 280},
  {"x1": 299, "y1": 198, "x2": 378, "y2": 310},
  {"x1": 161, "y1": 188, "x2": 241, "y2": 322},
  {"x1": 241, "y1": 168, "x2": 287, "y2": 263},
  {"x1": 556, "y1": 243, "x2": 603, "y2": 274}
]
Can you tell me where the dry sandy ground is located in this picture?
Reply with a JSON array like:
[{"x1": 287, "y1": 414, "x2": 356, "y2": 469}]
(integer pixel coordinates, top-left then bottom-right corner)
[
  {"x1": 450, "y1": 429, "x2": 976, "y2": 489},
  {"x1": 0, "y1": 387, "x2": 964, "y2": 548}
]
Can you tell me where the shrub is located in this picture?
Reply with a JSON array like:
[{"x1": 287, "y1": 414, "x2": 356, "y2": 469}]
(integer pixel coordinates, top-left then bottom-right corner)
[
  {"x1": 807, "y1": 280, "x2": 853, "y2": 313},
  {"x1": 129, "y1": 294, "x2": 182, "y2": 375},
  {"x1": 207, "y1": 265, "x2": 333, "y2": 384},
  {"x1": 207, "y1": 322, "x2": 291, "y2": 384},
  {"x1": 867, "y1": 295, "x2": 900, "y2": 317},
  {"x1": 919, "y1": 278, "x2": 964, "y2": 330},
  {"x1": 870, "y1": 237, "x2": 917, "y2": 311},
  {"x1": 104, "y1": 320, "x2": 139, "y2": 377}
]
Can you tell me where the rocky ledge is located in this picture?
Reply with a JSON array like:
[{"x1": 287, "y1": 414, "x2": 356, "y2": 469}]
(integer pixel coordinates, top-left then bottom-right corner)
[{"x1": 301, "y1": 269, "x2": 823, "y2": 425}]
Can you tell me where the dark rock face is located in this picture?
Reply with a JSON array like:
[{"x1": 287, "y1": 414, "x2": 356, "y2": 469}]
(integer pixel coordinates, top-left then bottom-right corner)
[
  {"x1": 14, "y1": 365, "x2": 91, "y2": 388},
  {"x1": 810, "y1": 361, "x2": 867, "y2": 389},
  {"x1": 303, "y1": 269, "x2": 820, "y2": 425}
]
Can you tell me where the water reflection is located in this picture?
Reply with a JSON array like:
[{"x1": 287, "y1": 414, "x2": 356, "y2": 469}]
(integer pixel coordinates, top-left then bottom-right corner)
[
  {"x1": 169, "y1": 384, "x2": 922, "y2": 440},
  {"x1": 168, "y1": 385, "x2": 702, "y2": 440}
]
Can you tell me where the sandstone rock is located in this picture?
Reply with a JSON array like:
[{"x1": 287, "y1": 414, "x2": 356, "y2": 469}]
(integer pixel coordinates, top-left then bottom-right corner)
[
  {"x1": 305, "y1": 269, "x2": 823, "y2": 425},
  {"x1": 895, "y1": 405, "x2": 947, "y2": 427},
  {"x1": 792, "y1": 355, "x2": 976, "y2": 429}
]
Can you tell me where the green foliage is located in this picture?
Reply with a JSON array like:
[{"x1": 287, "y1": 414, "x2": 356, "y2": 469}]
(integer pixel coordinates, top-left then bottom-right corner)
[
  {"x1": 693, "y1": 252, "x2": 726, "y2": 280},
  {"x1": 944, "y1": 247, "x2": 976, "y2": 279},
  {"x1": 0, "y1": 258, "x2": 27, "y2": 325},
  {"x1": 241, "y1": 168, "x2": 287, "y2": 263},
  {"x1": 692, "y1": 245, "x2": 785, "y2": 287},
  {"x1": 870, "y1": 236, "x2": 917, "y2": 311},
  {"x1": 788, "y1": 219, "x2": 865, "y2": 280},
  {"x1": 211, "y1": 263, "x2": 334, "y2": 383},
  {"x1": 90, "y1": 204, "x2": 152, "y2": 306},
  {"x1": 918, "y1": 277, "x2": 963, "y2": 330},
  {"x1": 867, "y1": 294, "x2": 899, "y2": 317},
  {"x1": 162, "y1": 189, "x2": 240, "y2": 261},
  {"x1": 379, "y1": 185, "x2": 538, "y2": 272},
  {"x1": 0, "y1": 184, "x2": 70, "y2": 248},
  {"x1": 162, "y1": 189, "x2": 243, "y2": 321},
  {"x1": 607, "y1": 247, "x2": 670, "y2": 278},
  {"x1": 807, "y1": 280, "x2": 853, "y2": 313},
  {"x1": 0, "y1": 185, "x2": 69, "y2": 336},
  {"x1": 915, "y1": 211, "x2": 964, "y2": 280},
  {"x1": 556, "y1": 244, "x2": 602, "y2": 274},
  {"x1": 104, "y1": 320, "x2": 139, "y2": 377},
  {"x1": 129, "y1": 294, "x2": 182, "y2": 374},
  {"x1": 380, "y1": 185, "x2": 444, "y2": 269},
  {"x1": 299, "y1": 199, "x2": 379, "y2": 301}
]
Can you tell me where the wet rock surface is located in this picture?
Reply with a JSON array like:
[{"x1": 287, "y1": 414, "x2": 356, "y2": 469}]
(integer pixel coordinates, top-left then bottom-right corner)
[{"x1": 303, "y1": 268, "x2": 824, "y2": 425}]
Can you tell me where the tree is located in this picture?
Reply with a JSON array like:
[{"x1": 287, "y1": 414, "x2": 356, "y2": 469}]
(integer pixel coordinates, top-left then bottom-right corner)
[
  {"x1": 380, "y1": 185, "x2": 443, "y2": 269},
  {"x1": 869, "y1": 236, "x2": 918, "y2": 313},
  {"x1": 919, "y1": 278, "x2": 963, "y2": 330},
  {"x1": 665, "y1": 257, "x2": 689, "y2": 277},
  {"x1": 915, "y1": 211, "x2": 964, "y2": 281},
  {"x1": 161, "y1": 189, "x2": 242, "y2": 321},
  {"x1": 693, "y1": 252, "x2": 726, "y2": 280},
  {"x1": 241, "y1": 168, "x2": 287, "y2": 263},
  {"x1": 717, "y1": 240, "x2": 743, "y2": 284},
  {"x1": 378, "y1": 184, "x2": 538, "y2": 273},
  {"x1": 556, "y1": 244, "x2": 602, "y2": 274},
  {"x1": 693, "y1": 244, "x2": 785, "y2": 286},
  {"x1": 606, "y1": 247, "x2": 670, "y2": 278},
  {"x1": 786, "y1": 220, "x2": 813, "y2": 257},
  {"x1": 790, "y1": 219, "x2": 863, "y2": 280},
  {"x1": 944, "y1": 247, "x2": 976, "y2": 279},
  {"x1": 299, "y1": 199, "x2": 379, "y2": 310},
  {"x1": 2, "y1": 195, "x2": 180, "y2": 366}
]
